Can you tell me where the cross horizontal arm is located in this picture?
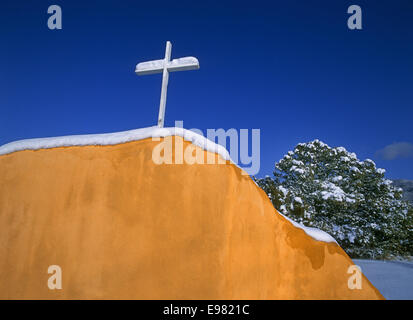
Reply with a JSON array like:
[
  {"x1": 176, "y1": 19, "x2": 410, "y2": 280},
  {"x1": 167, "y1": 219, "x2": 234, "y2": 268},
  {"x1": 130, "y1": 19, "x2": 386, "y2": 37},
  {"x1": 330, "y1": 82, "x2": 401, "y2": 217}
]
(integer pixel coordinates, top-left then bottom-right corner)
[
  {"x1": 135, "y1": 57, "x2": 199, "y2": 75},
  {"x1": 135, "y1": 59, "x2": 164, "y2": 75},
  {"x1": 167, "y1": 57, "x2": 200, "y2": 72}
]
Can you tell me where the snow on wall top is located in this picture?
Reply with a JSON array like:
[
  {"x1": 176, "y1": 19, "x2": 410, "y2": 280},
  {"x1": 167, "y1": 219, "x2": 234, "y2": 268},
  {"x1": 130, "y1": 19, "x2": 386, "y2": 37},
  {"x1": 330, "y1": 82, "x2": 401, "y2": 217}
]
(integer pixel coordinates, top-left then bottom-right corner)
[
  {"x1": 278, "y1": 211, "x2": 337, "y2": 243},
  {"x1": 0, "y1": 126, "x2": 335, "y2": 243},
  {"x1": 0, "y1": 126, "x2": 232, "y2": 161}
]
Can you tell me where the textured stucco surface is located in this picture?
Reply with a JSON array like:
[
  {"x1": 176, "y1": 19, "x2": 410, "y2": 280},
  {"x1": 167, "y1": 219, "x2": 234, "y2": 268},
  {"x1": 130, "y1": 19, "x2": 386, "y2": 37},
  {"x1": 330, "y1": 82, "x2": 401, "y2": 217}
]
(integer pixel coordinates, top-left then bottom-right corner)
[{"x1": 0, "y1": 137, "x2": 383, "y2": 299}]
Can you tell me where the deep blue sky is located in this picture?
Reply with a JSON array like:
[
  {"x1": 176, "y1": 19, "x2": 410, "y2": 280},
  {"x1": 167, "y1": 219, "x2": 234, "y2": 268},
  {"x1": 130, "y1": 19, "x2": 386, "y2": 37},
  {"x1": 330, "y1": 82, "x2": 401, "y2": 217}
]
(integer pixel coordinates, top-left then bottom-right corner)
[{"x1": 1, "y1": 0, "x2": 412, "y2": 178}]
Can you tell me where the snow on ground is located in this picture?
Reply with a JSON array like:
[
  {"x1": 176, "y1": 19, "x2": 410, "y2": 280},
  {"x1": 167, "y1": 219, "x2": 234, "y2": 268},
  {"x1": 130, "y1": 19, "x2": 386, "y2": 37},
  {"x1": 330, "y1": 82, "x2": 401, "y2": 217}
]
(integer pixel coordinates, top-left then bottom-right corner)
[{"x1": 353, "y1": 259, "x2": 413, "y2": 300}]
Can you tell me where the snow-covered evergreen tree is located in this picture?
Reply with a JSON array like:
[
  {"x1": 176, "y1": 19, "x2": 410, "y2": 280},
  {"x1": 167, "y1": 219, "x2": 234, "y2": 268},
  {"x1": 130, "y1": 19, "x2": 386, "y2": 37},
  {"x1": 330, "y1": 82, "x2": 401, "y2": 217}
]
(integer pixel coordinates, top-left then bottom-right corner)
[{"x1": 257, "y1": 140, "x2": 413, "y2": 259}]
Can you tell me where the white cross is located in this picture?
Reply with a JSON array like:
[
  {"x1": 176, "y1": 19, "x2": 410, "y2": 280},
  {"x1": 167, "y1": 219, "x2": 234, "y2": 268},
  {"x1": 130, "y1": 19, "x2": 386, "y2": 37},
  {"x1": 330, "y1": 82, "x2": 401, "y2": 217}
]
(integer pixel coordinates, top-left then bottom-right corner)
[{"x1": 135, "y1": 41, "x2": 200, "y2": 128}]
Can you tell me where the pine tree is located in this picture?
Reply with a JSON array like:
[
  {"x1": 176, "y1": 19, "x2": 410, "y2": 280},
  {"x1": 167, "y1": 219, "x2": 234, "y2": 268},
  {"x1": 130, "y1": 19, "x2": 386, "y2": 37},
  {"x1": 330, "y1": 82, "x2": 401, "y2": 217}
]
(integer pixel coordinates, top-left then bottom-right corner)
[{"x1": 257, "y1": 140, "x2": 413, "y2": 259}]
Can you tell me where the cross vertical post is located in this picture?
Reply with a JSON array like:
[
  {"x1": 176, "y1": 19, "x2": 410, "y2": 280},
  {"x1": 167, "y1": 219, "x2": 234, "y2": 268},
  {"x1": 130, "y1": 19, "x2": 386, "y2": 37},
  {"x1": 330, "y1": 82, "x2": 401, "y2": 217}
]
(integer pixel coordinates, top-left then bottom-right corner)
[{"x1": 158, "y1": 41, "x2": 172, "y2": 128}]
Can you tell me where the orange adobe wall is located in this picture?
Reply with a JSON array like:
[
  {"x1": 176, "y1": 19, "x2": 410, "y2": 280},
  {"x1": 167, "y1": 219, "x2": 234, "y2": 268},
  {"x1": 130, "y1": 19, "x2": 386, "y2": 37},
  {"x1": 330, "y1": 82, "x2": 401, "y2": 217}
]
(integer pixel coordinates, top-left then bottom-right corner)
[{"x1": 0, "y1": 136, "x2": 383, "y2": 299}]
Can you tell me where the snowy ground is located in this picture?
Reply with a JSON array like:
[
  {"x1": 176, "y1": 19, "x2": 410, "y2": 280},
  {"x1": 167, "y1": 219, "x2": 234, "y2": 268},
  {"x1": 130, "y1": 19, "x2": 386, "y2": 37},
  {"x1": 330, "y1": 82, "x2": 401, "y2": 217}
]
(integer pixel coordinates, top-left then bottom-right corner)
[{"x1": 353, "y1": 259, "x2": 413, "y2": 300}]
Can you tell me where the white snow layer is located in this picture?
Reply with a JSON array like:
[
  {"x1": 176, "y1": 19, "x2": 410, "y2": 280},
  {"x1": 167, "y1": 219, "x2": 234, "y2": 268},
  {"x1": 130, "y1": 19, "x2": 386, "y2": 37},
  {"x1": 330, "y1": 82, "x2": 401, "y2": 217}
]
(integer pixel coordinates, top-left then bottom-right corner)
[
  {"x1": 0, "y1": 126, "x2": 335, "y2": 243},
  {"x1": 136, "y1": 57, "x2": 199, "y2": 75},
  {"x1": 0, "y1": 126, "x2": 232, "y2": 162},
  {"x1": 294, "y1": 196, "x2": 303, "y2": 204},
  {"x1": 278, "y1": 211, "x2": 337, "y2": 243}
]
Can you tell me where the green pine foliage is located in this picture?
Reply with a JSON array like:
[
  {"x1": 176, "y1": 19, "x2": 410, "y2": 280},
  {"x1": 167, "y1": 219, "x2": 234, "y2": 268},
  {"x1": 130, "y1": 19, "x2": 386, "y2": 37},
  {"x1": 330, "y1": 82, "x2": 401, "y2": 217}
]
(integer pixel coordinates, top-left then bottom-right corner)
[{"x1": 257, "y1": 140, "x2": 413, "y2": 259}]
